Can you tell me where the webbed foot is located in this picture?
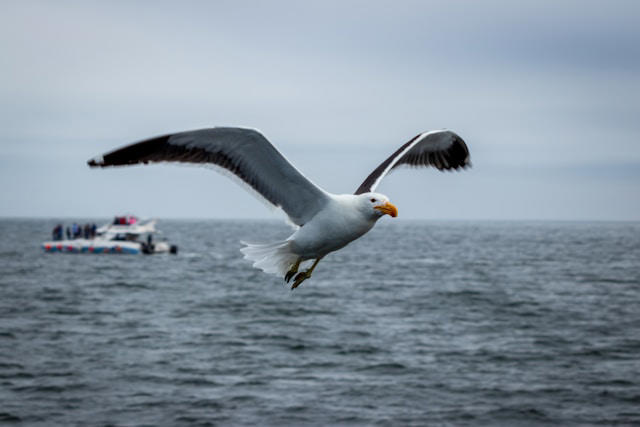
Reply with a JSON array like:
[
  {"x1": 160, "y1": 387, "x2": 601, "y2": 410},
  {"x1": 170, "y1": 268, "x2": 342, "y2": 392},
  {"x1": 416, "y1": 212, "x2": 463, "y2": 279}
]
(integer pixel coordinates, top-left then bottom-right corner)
[
  {"x1": 291, "y1": 271, "x2": 311, "y2": 289},
  {"x1": 289, "y1": 257, "x2": 323, "y2": 290},
  {"x1": 285, "y1": 258, "x2": 302, "y2": 283}
]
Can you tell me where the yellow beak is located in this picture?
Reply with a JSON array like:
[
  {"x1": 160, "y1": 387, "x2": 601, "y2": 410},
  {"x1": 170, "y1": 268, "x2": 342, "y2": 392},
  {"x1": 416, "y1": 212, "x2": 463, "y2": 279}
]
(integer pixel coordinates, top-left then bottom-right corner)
[{"x1": 374, "y1": 201, "x2": 398, "y2": 217}]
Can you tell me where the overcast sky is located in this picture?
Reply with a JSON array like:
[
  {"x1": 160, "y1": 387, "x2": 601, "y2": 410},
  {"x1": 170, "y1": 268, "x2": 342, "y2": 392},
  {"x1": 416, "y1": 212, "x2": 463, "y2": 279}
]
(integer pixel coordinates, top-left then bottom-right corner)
[{"x1": 1, "y1": 0, "x2": 639, "y2": 220}]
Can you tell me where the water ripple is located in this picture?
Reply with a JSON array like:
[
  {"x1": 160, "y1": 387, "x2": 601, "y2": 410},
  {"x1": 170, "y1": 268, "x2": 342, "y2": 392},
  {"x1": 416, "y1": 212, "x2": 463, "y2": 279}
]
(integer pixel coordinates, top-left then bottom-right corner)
[{"x1": 1, "y1": 219, "x2": 639, "y2": 425}]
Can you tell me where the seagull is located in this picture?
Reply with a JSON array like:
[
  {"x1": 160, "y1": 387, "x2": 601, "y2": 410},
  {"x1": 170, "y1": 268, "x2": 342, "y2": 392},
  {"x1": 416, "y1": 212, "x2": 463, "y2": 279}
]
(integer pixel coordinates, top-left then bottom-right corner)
[{"x1": 88, "y1": 127, "x2": 470, "y2": 288}]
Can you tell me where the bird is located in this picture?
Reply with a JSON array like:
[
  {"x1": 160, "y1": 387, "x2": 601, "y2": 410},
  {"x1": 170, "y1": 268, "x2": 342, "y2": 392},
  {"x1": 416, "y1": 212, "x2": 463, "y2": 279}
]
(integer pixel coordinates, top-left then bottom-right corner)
[{"x1": 88, "y1": 127, "x2": 470, "y2": 289}]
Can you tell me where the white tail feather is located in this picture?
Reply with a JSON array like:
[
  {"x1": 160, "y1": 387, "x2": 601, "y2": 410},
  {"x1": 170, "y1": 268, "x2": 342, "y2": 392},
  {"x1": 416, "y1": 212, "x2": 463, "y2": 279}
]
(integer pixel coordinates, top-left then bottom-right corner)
[{"x1": 240, "y1": 240, "x2": 299, "y2": 277}]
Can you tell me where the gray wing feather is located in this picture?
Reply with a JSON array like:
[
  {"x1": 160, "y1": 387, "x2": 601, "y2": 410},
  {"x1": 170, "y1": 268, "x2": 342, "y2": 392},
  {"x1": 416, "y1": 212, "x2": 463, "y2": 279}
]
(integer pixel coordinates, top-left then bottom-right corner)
[
  {"x1": 355, "y1": 130, "x2": 470, "y2": 194},
  {"x1": 88, "y1": 127, "x2": 329, "y2": 226}
]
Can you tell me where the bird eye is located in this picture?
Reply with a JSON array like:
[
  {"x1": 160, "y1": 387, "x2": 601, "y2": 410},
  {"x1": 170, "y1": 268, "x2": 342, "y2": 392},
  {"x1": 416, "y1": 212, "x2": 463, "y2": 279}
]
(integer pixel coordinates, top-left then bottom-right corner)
[{"x1": 370, "y1": 198, "x2": 376, "y2": 203}]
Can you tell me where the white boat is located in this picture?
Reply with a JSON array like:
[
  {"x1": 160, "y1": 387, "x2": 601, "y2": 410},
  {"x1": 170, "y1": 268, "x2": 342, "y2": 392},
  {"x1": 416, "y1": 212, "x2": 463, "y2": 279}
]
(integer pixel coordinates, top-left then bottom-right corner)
[{"x1": 42, "y1": 216, "x2": 177, "y2": 255}]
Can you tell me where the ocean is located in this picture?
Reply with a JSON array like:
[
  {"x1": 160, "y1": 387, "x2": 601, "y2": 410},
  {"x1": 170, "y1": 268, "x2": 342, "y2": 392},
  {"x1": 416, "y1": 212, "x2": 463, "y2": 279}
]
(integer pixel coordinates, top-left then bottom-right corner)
[{"x1": 1, "y1": 219, "x2": 639, "y2": 426}]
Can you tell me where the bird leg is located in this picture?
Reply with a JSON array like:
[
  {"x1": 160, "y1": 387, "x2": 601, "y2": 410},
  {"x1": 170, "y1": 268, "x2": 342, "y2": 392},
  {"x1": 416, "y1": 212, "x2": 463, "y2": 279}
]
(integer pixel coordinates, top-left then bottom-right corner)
[
  {"x1": 285, "y1": 258, "x2": 302, "y2": 283},
  {"x1": 291, "y1": 257, "x2": 323, "y2": 289}
]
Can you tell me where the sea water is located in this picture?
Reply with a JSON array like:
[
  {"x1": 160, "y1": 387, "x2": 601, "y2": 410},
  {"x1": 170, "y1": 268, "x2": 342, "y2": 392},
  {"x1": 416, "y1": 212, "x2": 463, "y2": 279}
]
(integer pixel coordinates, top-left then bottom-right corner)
[{"x1": 1, "y1": 219, "x2": 639, "y2": 425}]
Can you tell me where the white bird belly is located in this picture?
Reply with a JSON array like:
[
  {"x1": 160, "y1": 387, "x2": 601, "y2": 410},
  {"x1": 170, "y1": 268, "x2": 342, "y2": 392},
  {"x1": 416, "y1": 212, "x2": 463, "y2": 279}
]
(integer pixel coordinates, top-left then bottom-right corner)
[{"x1": 289, "y1": 199, "x2": 375, "y2": 259}]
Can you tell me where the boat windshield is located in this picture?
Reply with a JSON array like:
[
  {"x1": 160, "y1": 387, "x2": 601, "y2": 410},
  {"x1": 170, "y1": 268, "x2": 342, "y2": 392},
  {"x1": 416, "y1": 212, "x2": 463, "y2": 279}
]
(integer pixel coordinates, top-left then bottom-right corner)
[{"x1": 113, "y1": 215, "x2": 138, "y2": 225}]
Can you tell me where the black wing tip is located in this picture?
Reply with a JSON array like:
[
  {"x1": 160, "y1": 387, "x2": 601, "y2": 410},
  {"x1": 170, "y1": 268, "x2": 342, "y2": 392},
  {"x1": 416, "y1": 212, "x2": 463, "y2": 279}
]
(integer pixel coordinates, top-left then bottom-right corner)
[
  {"x1": 87, "y1": 156, "x2": 104, "y2": 168},
  {"x1": 439, "y1": 161, "x2": 472, "y2": 172},
  {"x1": 87, "y1": 134, "x2": 174, "y2": 168}
]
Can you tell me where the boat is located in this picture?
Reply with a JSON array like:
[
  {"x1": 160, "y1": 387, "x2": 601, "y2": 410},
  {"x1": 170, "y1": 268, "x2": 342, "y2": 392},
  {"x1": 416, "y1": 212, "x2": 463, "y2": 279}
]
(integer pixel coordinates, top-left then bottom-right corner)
[{"x1": 42, "y1": 215, "x2": 178, "y2": 255}]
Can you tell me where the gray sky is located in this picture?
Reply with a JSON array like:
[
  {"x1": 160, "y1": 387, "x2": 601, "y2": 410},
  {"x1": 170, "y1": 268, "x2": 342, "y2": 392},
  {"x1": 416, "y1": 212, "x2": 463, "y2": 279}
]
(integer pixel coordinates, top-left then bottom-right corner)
[{"x1": 1, "y1": 0, "x2": 639, "y2": 220}]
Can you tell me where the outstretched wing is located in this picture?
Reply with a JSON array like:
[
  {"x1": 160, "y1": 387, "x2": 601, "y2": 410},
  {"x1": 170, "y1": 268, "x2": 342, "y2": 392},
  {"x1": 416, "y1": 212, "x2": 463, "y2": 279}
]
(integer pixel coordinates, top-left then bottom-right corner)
[
  {"x1": 354, "y1": 130, "x2": 470, "y2": 194},
  {"x1": 88, "y1": 127, "x2": 330, "y2": 226}
]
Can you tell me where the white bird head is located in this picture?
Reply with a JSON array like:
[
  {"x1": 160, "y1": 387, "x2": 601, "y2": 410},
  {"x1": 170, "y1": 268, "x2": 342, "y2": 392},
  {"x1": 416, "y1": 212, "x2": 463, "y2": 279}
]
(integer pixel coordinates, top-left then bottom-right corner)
[{"x1": 357, "y1": 192, "x2": 398, "y2": 220}]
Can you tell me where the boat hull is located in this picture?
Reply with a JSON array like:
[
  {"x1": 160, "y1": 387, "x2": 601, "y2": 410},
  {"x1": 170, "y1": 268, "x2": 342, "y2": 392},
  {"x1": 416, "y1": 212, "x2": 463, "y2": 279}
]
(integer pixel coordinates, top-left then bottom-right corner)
[{"x1": 42, "y1": 239, "x2": 142, "y2": 254}]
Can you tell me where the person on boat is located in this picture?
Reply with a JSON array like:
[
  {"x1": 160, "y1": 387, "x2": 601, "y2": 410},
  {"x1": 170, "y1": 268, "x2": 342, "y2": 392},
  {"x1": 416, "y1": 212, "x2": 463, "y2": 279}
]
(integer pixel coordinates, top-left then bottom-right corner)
[
  {"x1": 52, "y1": 224, "x2": 63, "y2": 241},
  {"x1": 91, "y1": 223, "x2": 97, "y2": 239},
  {"x1": 72, "y1": 223, "x2": 80, "y2": 239},
  {"x1": 66, "y1": 226, "x2": 71, "y2": 240}
]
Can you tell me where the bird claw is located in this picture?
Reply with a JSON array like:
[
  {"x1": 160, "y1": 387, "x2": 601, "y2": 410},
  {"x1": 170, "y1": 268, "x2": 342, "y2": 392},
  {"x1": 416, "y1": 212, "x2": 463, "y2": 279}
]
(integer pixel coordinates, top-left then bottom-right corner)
[
  {"x1": 291, "y1": 272, "x2": 310, "y2": 289},
  {"x1": 285, "y1": 259, "x2": 301, "y2": 283},
  {"x1": 284, "y1": 270, "x2": 295, "y2": 283}
]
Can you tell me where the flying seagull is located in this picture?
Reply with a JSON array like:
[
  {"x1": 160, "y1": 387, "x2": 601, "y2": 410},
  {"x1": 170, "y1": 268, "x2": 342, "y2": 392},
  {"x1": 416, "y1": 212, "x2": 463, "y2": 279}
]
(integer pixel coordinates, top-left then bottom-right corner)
[{"x1": 88, "y1": 127, "x2": 470, "y2": 288}]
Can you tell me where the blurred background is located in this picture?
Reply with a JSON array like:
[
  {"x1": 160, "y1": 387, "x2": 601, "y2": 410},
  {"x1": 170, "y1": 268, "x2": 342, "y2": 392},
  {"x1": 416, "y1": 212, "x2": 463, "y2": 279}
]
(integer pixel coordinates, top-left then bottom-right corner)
[
  {"x1": 1, "y1": 0, "x2": 639, "y2": 220},
  {"x1": 2, "y1": 3, "x2": 640, "y2": 425}
]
